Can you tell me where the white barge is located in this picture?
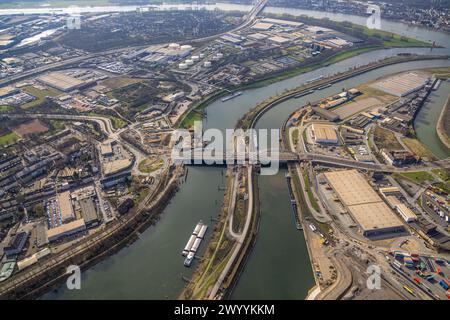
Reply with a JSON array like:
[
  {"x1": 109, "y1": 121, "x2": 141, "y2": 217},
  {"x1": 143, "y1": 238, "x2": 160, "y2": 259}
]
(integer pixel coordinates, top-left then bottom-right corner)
[{"x1": 182, "y1": 221, "x2": 208, "y2": 267}]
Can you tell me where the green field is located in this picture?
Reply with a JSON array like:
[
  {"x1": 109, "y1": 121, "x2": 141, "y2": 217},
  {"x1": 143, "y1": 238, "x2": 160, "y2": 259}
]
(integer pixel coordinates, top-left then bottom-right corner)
[
  {"x1": 303, "y1": 170, "x2": 320, "y2": 212},
  {"x1": 399, "y1": 171, "x2": 435, "y2": 185},
  {"x1": 88, "y1": 112, "x2": 127, "y2": 130},
  {"x1": 0, "y1": 132, "x2": 20, "y2": 146},
  {"x1": 138, "y1": 158, "x2": 164, "y2": 174},
  {"x1": 21, "y1": 86, "x2": 60, "y2": 109},
  {"x1": 0, "y1": 105, "x2": 13, "y2": 113}
]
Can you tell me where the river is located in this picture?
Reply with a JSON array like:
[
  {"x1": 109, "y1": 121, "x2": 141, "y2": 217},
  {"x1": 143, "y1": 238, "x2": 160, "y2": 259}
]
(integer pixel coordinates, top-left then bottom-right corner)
[{"x1": 39, "y1": 6, "x2": 449, "y2": 299}]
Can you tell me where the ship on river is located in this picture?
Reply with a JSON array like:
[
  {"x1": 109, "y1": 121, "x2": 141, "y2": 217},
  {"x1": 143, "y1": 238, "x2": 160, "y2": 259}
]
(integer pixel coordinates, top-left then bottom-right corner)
[
  {"x1": 182, "y1": 221, "x2": 208, "y2": 267},
  {"x1": 221, "y1": 91, "x2": 243, "y2": 102}
]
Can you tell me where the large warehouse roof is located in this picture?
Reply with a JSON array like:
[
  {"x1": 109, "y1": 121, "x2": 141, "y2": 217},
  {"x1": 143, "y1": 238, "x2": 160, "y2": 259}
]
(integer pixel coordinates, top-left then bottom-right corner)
[
  {"x1": 46, "y1": 218, "x2": 86, "y2": 241},
  {"x1": 312, "y1": 123, "x2": 338, "y2": 143},
  {"x1": 348, "y1": 202, "x2": 403, "y2": 232},
  {"x1": 325, "y1": 170, "x2": 404, "y2": 236},
  {"x1": 57, "y1": 191, "x2": 75, "y2": 223},
  {"x1": 324, "y1": 170, "x2": 381, "y2": 206},
  {"x1": 38, "y1": 72, "x2": 87, "y2": 92}
]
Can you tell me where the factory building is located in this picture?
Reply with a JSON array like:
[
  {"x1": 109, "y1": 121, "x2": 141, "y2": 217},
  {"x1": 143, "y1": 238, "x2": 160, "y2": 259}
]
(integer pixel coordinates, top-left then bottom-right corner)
[
  {"x1": 371, "y1": 72, "x2": 430, "y2": 97},
  {"x1": 395, "y1": 204, "x2": 417, "y2": 223},
  {"x1": 311, "y1": 107, "x2": 340, "y2": 122},
  {"x1": 57, "y1": 191, "x2": 75, "y2": 223},
  {"x1": 79, "y1": 198, "x2": 99, "y2": 228},
  {"x1": 47, "y1": 218, "x2": 86, "y2": 243},
  {"x1": 325, "y1": 170, "x2": 405, "y2": 237},
  {"x1": 38, "y1": 72, "x2": 92, "y2": 92},
  {"x1": 311, "y1": 123, "x2": 339, "y2": 144}
]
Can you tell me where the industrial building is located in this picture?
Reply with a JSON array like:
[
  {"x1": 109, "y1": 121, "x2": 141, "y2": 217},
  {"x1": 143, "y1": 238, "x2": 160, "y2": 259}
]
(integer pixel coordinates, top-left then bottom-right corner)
[
  {"x1": 311, "y1": 107, "x2": 340, "y2": 122},
  {"x1": 325, "y1": 170, "x2": 405, "y2": 237},
  {"x1": 395, "y1": 204, "x2": 417, "y2": 223},
  {"x1": 4, "y1": 231, "x2": 29, "y2": 258},
  {"x1": 100, "y1": 141, "x2": 113, "y2": 157},
  {"x1": 311, "y1": 123, "x2": 339, "y2": 144},
  {"x1": 381, "y1": 149, "x2": 420, "y2": 166},
  {"x1": 371, "y1": 72, "x2": 430, "y2": 97},
  {"x1": 57, "y1": 191, "x2": 75, "y2": 223},
  {"x1": 46, "y1": 218, "x2": 86, "y2": 242},
  {"x1": 79, "y1": 198, "x2": 99, "y2": 228},
  {"x1": 37, "y1": 72, "x2": 92, "y2": 92}
]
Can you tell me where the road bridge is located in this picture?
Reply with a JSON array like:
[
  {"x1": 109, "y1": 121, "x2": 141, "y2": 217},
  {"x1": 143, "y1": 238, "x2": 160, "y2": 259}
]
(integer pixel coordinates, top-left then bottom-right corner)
[{"x1": 175, "y1": 148, "x2": 450, "y2": 172}]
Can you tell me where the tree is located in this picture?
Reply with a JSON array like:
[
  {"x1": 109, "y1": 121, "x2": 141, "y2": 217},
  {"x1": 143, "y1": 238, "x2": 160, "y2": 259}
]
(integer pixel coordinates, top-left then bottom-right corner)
[{"x1": 34, "y1": 203, "x2": 45, "y2": 217}]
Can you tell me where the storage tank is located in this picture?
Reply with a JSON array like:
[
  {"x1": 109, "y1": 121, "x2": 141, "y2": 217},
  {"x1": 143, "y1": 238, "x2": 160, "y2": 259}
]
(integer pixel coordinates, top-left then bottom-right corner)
[
  {"x1": 190, "y1": 237, "x2": 202, "y2": 253},
  {"x1": 203, "y1": 61, "x2": 211, "y2": 68},
  {"x1": 197, "y1": 225, "x2": 208, "y2": 239}
]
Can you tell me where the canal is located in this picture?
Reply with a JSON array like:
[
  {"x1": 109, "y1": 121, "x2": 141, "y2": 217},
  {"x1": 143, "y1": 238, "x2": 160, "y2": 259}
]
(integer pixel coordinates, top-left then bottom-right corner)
[
  {"x1": 43, "y1": 7, "x2": 450, "y2": 300},
  {"x1": 414, "y1": 81, "x2": 450, "y2": 159}
]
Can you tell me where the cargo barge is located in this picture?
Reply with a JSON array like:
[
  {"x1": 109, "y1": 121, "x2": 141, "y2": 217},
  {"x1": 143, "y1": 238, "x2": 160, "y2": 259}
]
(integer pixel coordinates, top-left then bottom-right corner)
[
  {"x1": 182, "y1": 221, "x2": 208, "y2": 267},
  {"x1": 221, "y1": 91, "x2": 242, "y2": 102},
  {"x1": 304, "y1": 75, "x2": 324, "y2": 84},
  {"x1": 285, "y1": 173, "x2": 302, "y2": 230}
]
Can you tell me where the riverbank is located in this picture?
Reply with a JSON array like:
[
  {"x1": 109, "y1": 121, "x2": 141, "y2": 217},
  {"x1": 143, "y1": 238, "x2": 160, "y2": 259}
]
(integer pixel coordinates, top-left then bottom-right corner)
[
  {"x1": 0, "y1": 167, "x2": 184, "y2": 299},
  {"x1": 436, "y1": 94, "x2": 450, "y2": 151},
  {"x1": 238, "y1": 54, "x2": 448, "y2": 130}
]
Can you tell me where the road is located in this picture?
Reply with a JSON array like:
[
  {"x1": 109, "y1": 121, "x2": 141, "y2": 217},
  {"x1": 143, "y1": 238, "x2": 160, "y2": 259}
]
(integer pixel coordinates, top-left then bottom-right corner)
[
  {"x1": 208, "y1": 165, "x2": 253, "y2": 299},
  {"x1": 4, "y1": 113, "x2": 152, "y2": 175},
  {"x1": 0, "y1": 0, "x2": 268, "y2": 88}
]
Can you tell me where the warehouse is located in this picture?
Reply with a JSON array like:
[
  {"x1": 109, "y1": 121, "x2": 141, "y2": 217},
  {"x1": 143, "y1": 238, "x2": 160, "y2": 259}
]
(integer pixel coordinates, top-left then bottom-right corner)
[
  {"x1": 371, "y1": 72, "x2": 429, "y2": 97},
  {"x1": 325, "y1": 170, "x2": 405, "y2": 237},
  {"x1": 311, "y1": 123, "x2": 339, "y2": 144},
  {"x1": 395, "y1": 204, "x2": 417, "y2": 223},
  {"x1": 38, "y1": 72, "x2": 91, "y2": 92},
  {"x1": 311, "y1": 107, "x2": 340, "y2": 122},
  {"x1": 47, "y1": 218, "x2": 86, "y2": 242},
  {"x1": 100, "y1": 141, "x2": 113, "y2": 157},
  {"x1": 57, "y1": 191, "x2": 75, "y2": 223},
  {"x1": 79, "y1": 198, "x2": 99, "y2": 228}
]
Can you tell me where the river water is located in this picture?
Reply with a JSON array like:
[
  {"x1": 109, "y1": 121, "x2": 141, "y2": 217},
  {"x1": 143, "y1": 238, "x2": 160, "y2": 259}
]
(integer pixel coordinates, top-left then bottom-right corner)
[{"x1": 39, "y1": 6, "x2": 449, "y2": 299}]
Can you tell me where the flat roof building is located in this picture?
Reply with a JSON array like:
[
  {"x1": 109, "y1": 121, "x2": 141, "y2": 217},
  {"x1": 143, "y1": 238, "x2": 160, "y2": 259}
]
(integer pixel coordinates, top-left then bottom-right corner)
[
  {"x1": 325, "y1": 170, "x2": 404, "y2": 237},
  {"x1": 311, "y1": 123, "x2": 339, "y2": 144},
  {"x1": 100, "y1": 142, "x2": 113, "y2": 157},
  {"x1": 79, "y1": 198, "x2": 99, "y2": 227},
  {"x1": 57, "y1": 191, "x2": 75, "y2": 223},
  {"x1": 37, "y1": 72, "x2": 90, "y2": 92},
  {"x1": 371, "y1": 72, "x2": 429, "y2": 97},
  {"x1": 311, "y1": 107, "x2": 340, "y2": 122},
  {"x1": 395, "y1": 204, "x2": 417, "y2": 223},
  {"x1": 251, "y1": 22, "x2": 274, "y2": 31},
  {"x1": 47, "y1": 218, "x2": 86, "y2": 242}
]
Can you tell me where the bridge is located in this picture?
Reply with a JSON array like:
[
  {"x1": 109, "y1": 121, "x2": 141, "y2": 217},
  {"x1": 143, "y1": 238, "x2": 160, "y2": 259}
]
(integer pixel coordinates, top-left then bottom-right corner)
[{"x1": 175, "y1": 148, "x2": 450, "y2": 172}]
